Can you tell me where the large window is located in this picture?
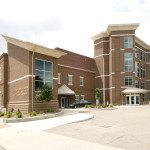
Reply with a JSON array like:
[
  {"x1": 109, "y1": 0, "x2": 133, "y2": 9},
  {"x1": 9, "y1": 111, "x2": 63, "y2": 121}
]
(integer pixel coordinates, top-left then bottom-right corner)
[
  {"x1": 124, "y1": 76, "x2": 133, "y2": 86},
  {"x1": 135, "y1": 48, "x2": 139, "y2": 58},
  {"x1": 35, "y1": 59, "x2": 52, "y2": 91},
  {"x1": 124, "y1": 37, "x2": 133, "y2": 48},
  {"x1": 141, "y1": 64, "x2": 146, "y2": 78},
  {"x1": 135, "y1": 61, "x2": 140, "y2": 77},
  {"x1": 124, "y1": 53, "x2": 133, "y2": 72},
  {"x1": 68, "y1": 74, "x2": 73, "y2": 85}
]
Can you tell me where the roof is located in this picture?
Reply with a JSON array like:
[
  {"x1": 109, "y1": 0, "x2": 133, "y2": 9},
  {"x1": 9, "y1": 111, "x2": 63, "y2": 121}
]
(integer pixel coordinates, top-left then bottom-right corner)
[
  {"x1": 2, "y1": 35, "x2": 67, "y2": 58},
  {"x1": 58, "y1": 84, "x2": 75, "y2": 95},
  {"x1": 122, "y1": 87, "x2": 149, "y2": 94},
  {"x1": 91, "y1": 23, "x2": 139, "y2": 41}
]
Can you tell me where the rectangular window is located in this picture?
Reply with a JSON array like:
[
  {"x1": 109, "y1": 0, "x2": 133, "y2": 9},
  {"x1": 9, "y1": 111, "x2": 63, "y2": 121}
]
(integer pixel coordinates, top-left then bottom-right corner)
[
  {"x1": 124, "y1": 53, "x2": 133, "y2": 72},
  {"x1": 135, "y1": 61, "x2": 140, "y2": 77},
  {"x1": 80, "y1": 95, "x2": 85, "y2": 100},
  {"x1": 135, "y1": 80, "x2": 139, "y2": 88},
  {"x1": 135, "y1": 48, "x2": 139, "y2": 58},
  {"x1": 58, "y1": 73, "x2": 61, "y2": 84},
  {"x1": 80, "y1": 76, "x2": 84, "y2": 86},
  {"x1": 68, "y1": 74, "x2": 73, "y2": 85},
  {"x1": 141, "y1": 64, "x2": 146, "y2": 78},
  {"x1": 35, "y1": 59, "x2": 53, "y2": 91},
  {"x1": 124, "y1": 37, "x2": 133, "y2": 48},
  {"x1": 75, "y1": 95, "x2": 79, "y2": 101},
  {"x1": 124, "y1": 76, "x2": 133, "y2": 86},
  {"x1": 141, "y1": 82, "x2": 145, "y2": 89}
]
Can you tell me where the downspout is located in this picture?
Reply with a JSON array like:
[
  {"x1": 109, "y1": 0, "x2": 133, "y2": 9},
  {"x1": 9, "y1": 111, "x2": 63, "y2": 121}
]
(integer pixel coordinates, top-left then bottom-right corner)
[
  {"x1": 31, "y1": 51, "x2": 35, "y2": 111},
  {"x1": 103, "y1": 56, "x2": 106, "y2": 105}
]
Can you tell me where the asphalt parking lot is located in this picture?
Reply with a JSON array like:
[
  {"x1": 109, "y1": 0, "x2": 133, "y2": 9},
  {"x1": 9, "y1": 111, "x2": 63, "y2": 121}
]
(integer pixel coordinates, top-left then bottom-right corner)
[{"x1": 46, "y1": 106, "x2": 150, "y2": 150}]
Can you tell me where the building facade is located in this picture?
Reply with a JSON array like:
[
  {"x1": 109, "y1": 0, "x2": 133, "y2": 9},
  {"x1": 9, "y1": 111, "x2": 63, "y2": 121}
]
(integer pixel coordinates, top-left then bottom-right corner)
[
  {"x1": 0, "y1": 23, "x2": 150, "y2": 113},
  {"x1": 92, "y1": 23, "x2": 150, "y2": 105}
]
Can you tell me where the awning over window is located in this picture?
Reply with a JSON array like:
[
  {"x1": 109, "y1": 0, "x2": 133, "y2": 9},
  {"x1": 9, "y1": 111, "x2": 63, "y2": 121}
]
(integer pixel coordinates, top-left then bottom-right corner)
[
  {"x1": 122, "y1": 87, "x2": 149, "y2": 94},
  {"x1": 58, "y1": 84, "x2": 75, "y2": 95}
]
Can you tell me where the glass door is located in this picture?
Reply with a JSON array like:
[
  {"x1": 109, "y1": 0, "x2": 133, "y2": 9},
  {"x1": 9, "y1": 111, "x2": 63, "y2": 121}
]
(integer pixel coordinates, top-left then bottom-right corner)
[{"x1": 126, "y1": 94, "x2": 140, "y2": 105}]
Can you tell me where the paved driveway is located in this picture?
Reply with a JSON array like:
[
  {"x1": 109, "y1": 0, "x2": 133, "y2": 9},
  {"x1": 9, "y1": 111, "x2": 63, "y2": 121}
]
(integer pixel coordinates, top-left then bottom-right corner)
[{"x1": 46, "y1": 106, "x2": 150, "y2": 150}]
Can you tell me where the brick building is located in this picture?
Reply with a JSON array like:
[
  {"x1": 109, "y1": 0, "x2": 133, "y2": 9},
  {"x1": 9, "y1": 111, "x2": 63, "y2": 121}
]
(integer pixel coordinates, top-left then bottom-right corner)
[{"x1": 0, "y1": 23, "x2": 150, "y2": 113}]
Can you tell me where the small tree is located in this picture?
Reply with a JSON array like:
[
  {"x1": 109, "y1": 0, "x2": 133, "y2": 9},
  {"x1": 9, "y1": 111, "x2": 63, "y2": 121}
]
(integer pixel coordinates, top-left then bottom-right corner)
[
  {"x1": 36, "y1": 84, "x2": 53, "y2": 102},
  {"x1": 95, "y1": 88, "x2": 103, "y2": 104}
]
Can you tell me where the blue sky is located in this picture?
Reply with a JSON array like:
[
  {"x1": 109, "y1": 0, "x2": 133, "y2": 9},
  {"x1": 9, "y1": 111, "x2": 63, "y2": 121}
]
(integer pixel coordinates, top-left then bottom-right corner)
[{"x1": 0, "y1": 0, "x2": 150, "y2": 57}]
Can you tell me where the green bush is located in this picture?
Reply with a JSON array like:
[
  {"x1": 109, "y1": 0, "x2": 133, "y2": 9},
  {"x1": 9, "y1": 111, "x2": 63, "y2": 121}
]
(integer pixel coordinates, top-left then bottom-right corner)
[
  {"x1": 84, "y1": 105, "x2": 91, "y2": 108},
  {"x1": 6, "y1": 111, "x2": 13, "y2": 118},
  {"x1": 46, "y1": 108, "x2": 55, "y2": 113},
  {"x1": 108, "y1": 104, "x2": 114, "y2": 108},
  {"x1": 29, "y1": 111, "x2": 37, "y2": 117},
  {"x1": 0, "y1": 112, "x2": 4, "y2": 117},
  {"x1": 97, "y1": 104, "x2": 102, "y2": 109},
  {"x1": 16, "y1": 109, "x2": 23, "y2": 118}
]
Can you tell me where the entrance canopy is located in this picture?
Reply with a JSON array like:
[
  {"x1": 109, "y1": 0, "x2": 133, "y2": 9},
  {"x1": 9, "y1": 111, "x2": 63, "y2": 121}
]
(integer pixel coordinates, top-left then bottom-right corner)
[
  {"x1": 58, "y1": 84, "x2": 75, "y2": 95},
  {"x1": 122, "y1": 87, "x2": 149, "y2": 94}
]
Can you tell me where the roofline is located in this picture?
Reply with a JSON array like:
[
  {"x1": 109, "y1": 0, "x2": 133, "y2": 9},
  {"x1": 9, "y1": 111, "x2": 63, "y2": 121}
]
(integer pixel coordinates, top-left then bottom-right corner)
[
  {"x1": 1, "y1": 35, "x2": 67, "y2": 58},
  {"x1": 107, "y1": 23, "x2": 139, "y2": 34},
  {"x1": 135, "y1": 36, "x2": 150, "y2": 49},
  {"x1": 91, "y1": 23, "x2": 139, "y2": 41}
]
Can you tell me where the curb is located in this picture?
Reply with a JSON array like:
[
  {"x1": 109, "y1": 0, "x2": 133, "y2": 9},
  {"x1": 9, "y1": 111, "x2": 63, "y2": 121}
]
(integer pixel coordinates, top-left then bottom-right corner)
[{"x1": 3, "y1": 111, "x2": 64, "y2": 123}]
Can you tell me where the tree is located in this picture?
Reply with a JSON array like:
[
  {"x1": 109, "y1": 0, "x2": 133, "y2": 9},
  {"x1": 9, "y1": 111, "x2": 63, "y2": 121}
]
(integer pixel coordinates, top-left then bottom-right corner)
[
  {"x1": 95, "y1": 88, "x2": 103, "y2": 104},
  {"x1": 36, "y1": 84, "x2": 53, "y2": 102}
]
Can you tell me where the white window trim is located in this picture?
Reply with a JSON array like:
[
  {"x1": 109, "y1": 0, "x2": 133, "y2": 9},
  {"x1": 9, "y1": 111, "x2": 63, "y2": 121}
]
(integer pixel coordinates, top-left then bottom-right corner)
[
  {"x1": 58, "y1": 73, "x2": 61, "y2": 84},
  {"x1": 80, "y1": 95, "x2": 85, "y2": 100},
  {"x1": 68, "y1": 74, "x2": 73, "y2": 85},
  {"x1": 80, "y1": 76, "x2": 84, "y2": 86}
]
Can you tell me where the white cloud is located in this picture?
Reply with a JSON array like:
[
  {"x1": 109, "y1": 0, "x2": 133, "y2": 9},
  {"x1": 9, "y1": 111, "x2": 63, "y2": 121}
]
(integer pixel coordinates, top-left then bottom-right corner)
[{"x1": 0, "y1": 0, "x2": 150, "y2": 57}]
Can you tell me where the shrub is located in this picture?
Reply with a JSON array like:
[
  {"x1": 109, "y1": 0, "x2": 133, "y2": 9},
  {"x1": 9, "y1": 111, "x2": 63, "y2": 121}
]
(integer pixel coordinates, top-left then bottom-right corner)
[
  {"x1": 85, "y1": 104, "x2": 94, "y2": 108},
  {"x1": 97, "y1": 104, "x2": 102, "y2": 109},
  {"x1": 29, "y1": 111, "x2": 37, "y2": 117},
  {"x1": 36, "y1": 84, "x2": 53, "y2": 102},
  {"x1": 6, "y1": 111, "x2": 13, "y2": 118},
  {"x1": 16, "y1": 109, "x2": 23, "y2": 118},
  {"x1": 108, "y1": 104, "x2": 114, "y2": 108},
  {"x1": 0, "y1": 112, "x2": 4, "y2": 117},
  {"x1": 46, "y1": 108, "x2": 55, "y2": 113}
]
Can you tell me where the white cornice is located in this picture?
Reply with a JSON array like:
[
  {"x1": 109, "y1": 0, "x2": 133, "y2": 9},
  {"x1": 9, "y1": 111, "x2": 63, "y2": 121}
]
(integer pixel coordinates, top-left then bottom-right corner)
[
  {"x1": 91, "y1": 31, "x2": 108, "y2": 41},
  {"x1": 135, "y1": 36, "x2": 150, "y2": 50},
  {"x1": 107, "y1": 23, "x2": 139, "y2": 34}
]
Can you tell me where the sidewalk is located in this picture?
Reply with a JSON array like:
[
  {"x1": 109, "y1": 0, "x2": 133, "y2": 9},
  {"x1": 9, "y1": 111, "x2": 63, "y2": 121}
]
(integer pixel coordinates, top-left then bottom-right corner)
[{"x1": 0, "y1": 112, "x2": 125, "y2": 150}]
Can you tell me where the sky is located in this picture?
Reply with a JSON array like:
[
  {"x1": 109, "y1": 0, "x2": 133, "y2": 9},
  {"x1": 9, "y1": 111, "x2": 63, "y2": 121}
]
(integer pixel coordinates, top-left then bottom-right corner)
[{"x1": 0, "y1": 0, "x2": 150, "y2": 57}]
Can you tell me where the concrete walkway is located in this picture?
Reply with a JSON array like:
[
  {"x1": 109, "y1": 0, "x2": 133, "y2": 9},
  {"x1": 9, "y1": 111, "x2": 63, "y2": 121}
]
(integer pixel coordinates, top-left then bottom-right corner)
[{"x1": 0, "y1": 111, "x2": 125, "y2": 150}]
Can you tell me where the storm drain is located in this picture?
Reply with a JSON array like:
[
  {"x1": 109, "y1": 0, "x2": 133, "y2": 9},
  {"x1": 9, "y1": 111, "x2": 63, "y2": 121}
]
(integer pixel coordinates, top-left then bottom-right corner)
[{"x1": 96, "y1": 125, "x2": 112, "y2": 128}]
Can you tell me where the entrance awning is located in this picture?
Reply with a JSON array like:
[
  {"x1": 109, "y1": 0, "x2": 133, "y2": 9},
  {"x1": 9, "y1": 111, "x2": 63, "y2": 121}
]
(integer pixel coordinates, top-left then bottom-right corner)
[
  {"x1": 122, "y1": 87, "x2": 149, "y2": 94},
  {"x1": 58, "y1": 84, "x2": 75, "y2": 95}
]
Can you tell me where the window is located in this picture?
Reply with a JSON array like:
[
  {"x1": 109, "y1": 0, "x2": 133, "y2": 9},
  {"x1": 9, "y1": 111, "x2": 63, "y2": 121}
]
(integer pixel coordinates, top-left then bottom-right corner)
[
  {"x1": 35, "y1": 59, "x2": 52, "y2": 91},
  {"x1": 135, "y1": 48, "x2": 139, "y2": 58},
  {"x1": 80, "y1": 95, "x2": 85, "y2": 100},
  {"x1": 124, "y1": 53, "x2": 133, "y2": 72},
  {"x1": 75, "y1": 95, "x2": 79, "y2": 102},
  {"x1": 80, "y1": 76, "x2": 84, "y2": 86},
  {"x1": 141, "y1": 64, "x2": 146, "y2": 78},
  {"x1": 135, "y1": 80, "x2": 140, "y2": 88},
  {"x1": 140, "y1": 51, "x2": 146, "y2": 61},
  {"x1": 124, "y1": 76, "x2": 133, "y2": 86},
  {"x1": 68, "y1": 74, "x2": 73, "y2": 85},
  {"x1": 141, "y1": 82, "x2": 145, "y2": 89},
  {"x1": 135, "y1": 61, "x2": 140, "y2": 77},
  {"x1": 58, "y1": 73, "x2": 61, "y2": 84},
  {"x1": 124, "y1": 37, "x2": 133, "y2": 48}
]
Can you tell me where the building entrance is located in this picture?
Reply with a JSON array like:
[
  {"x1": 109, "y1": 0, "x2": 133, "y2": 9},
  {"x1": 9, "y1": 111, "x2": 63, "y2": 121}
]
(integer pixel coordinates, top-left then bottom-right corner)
[
  {"x1": 61, "y1": 97, "x2": 70, "y2": 108},
  {"x1": 126, "y1": 94, "x2": 140, "y2": 105}
]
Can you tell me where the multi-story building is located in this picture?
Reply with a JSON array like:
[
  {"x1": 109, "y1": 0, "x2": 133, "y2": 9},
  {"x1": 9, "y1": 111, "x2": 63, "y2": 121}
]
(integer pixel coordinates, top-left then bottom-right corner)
[
  {"x1": 0, "y1": 23, "x2": 150, "y2": 113},
  {"x1": 92, "y1": 23, "x2": 150, "y2": 105}
]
